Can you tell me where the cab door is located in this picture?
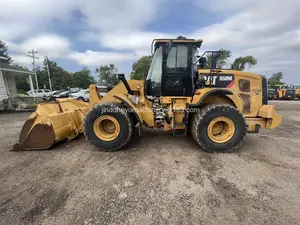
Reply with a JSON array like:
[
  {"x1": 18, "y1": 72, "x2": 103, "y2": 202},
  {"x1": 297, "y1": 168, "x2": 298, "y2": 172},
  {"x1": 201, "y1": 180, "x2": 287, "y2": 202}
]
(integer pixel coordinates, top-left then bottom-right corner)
[{"x1": 161, "y1": 44, "x2": 193, "y2": 96}]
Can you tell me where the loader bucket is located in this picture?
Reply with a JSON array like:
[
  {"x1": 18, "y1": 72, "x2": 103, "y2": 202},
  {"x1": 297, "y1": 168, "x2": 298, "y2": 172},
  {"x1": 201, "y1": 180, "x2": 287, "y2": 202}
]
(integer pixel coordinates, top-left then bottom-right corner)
[{"x1": 13, "y1": 98, "x2": 90, "y2": 151}]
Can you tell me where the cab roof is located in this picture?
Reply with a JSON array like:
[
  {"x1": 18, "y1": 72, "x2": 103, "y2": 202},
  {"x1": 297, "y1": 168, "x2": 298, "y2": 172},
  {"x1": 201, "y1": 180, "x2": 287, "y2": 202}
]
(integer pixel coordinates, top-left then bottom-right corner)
[
  {"x1": 153, "y1": 38, "x2": 203, "y2": 48},
  {"x1": 152, "y1": 38, "x2": 203, "y2": 54}
]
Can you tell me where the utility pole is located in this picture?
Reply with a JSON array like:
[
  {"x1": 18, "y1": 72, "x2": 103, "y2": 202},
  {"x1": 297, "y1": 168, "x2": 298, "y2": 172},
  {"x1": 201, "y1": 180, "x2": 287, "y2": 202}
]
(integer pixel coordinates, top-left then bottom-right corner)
[
  {"x1": 27, "y1": 50, "x2": 39, "y2": 90},
  {"x1": 45, "y1": 56, "x2": 53, "y2": 92}
]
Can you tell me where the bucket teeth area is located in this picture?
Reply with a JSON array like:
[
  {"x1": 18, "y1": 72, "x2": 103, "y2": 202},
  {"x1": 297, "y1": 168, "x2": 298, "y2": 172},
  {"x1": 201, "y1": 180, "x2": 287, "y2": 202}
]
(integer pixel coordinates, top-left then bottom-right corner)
[
  {"x1": 15, "y1": 98, "x2": 90, "y2": 150},
  {"x1": 21, "y1": 123, "x2": 56, "y2": 150}
]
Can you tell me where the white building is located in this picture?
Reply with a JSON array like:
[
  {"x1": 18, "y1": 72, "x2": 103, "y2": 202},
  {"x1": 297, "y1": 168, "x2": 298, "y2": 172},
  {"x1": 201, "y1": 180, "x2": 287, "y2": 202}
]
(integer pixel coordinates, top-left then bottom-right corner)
[
  {"x1": 0, "y1": 62, "x2": 34, "y2": 110},
  {"x1": 0, "y1": 69, "x2": 18, "y2": 109}
]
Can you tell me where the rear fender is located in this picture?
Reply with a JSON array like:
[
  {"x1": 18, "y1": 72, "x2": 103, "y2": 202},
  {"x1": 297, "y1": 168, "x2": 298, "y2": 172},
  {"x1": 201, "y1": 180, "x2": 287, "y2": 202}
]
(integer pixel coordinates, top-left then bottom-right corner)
[{"x1": 190, "y1": 88, "x2": 243, "y2": 112}]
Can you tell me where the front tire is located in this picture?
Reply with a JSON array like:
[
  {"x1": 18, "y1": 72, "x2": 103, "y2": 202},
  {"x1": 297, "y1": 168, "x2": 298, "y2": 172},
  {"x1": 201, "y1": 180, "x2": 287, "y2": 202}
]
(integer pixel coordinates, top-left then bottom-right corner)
[
  {"x1": 191, "y1": 104, "x2": 246, "y2": 153},
  {"x1": 84, "y1": 103, "x2": 133, "y2": 151},
  {"x1": 78, "y1": 97, "x2": 84, "y2": 101}
]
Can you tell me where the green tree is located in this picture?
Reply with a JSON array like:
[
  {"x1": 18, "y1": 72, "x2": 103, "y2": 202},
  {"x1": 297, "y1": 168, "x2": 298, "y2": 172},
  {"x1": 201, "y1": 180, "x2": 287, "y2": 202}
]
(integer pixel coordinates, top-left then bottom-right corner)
[
  {"x1": 231, "y1": 56, "x2": 257, "y2": 71},
  {"x1": 177, "y1": 36, "x2": 187, "y2": 39},
  {"x1": 268, "y1": 72, "x2": 285, "y2": 88},
  {"x1": 62, "y1": 72, "x2": 73, "y2": 89},
  {"x1": 130, "y1": 56, "x2": 152, "y2": 80},
  {"x1": 95, "y1": 64, "x2": 119, "y2": 86},
  {"x1": 36, "y1": 66, "x2": 50, "y2": 89},
  {"x1": 73, "y1": 68, "x2": 96, "y2": 89},
  {"x1": 0, "y1": 40, "x2": 12, "y2": 64},
  {"x1": 41, "y1": 59, "x2": 73, "y2": 90},
  {"x1": 206, "y1": 48, "x2": 232, "y2": 68},
  {"x1": 13, "y1": 65, "x2": 31, "y2": 92}
]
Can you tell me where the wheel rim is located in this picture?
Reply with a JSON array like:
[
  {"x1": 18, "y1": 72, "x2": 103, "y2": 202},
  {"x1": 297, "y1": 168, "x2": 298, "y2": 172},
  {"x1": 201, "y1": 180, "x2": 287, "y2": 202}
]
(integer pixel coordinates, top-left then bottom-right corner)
[
  {"x1": 93, "y1": 115, "x2": 120, "y2": 141},
  {"x1": 207, "y1": 116, "x2": 235, "y2": 143}
]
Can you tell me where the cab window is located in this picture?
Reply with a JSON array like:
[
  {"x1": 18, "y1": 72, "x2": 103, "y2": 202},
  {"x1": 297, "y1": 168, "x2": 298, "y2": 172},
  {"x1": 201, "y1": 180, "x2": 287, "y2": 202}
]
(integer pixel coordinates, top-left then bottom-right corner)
[
  {"x1": 166, "y1": 45, "x2": 188, "y2": 73},
  {"x1": 146, "y1": 46, "x2": 163, "y2": 88}
]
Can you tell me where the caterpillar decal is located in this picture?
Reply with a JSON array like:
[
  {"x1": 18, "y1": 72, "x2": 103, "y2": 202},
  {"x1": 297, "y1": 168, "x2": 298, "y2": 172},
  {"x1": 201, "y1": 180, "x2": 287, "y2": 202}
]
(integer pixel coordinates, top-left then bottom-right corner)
[{"x1": 203, "y1": 74, "x2": 235, "y2": 88}]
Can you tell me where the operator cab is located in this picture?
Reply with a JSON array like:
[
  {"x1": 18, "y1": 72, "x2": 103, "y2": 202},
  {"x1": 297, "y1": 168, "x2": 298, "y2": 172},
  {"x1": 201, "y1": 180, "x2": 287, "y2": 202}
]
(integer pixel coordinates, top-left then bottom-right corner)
[{"x1": 145, "y1": 39, "x2": 203, "y2": 97}]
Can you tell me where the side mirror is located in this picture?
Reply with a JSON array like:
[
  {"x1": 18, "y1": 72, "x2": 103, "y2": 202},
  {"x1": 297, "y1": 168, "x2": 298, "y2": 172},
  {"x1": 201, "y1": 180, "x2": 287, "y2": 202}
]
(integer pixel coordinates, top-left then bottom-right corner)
[
  {"x1": 198, "y1": 57, "x2": 207, "y2": 68},
  {"x1": 118, "y1": 73, "x2": 125, "y2": 80}
]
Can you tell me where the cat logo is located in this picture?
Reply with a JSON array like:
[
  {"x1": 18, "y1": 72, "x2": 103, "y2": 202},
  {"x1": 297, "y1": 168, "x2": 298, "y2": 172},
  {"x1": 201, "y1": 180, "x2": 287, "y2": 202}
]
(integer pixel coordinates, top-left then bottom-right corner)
[
  {"x1": 204, "y1": 76, "x2": 218, "y2": 85},
  {"x1": 202, "y1": 74, "x2": 234, "y2": 87}
]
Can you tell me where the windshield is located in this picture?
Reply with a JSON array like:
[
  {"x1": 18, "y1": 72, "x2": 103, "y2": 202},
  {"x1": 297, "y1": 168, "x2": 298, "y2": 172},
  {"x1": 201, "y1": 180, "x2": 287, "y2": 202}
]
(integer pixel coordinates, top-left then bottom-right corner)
[{"x1": 146, "y1": 46, "x2": 163, "y2": 93}]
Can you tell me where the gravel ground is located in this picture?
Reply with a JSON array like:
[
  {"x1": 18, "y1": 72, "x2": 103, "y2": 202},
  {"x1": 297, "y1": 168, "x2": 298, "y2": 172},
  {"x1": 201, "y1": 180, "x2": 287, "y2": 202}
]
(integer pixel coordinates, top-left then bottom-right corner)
[{"x1": 0, "y1": 101, "x2": 300, "y2": 225}]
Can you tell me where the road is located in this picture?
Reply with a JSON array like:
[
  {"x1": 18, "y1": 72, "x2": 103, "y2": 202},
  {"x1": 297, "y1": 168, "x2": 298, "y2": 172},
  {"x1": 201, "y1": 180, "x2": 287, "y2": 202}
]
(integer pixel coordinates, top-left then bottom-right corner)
[{"x1": 0, "y1": 101, "x2": 300, "y2": 225}]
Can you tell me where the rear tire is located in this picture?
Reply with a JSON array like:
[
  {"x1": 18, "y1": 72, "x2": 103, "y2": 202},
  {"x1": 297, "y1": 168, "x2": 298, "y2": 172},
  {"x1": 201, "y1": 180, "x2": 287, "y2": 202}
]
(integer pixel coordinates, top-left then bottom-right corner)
[
  {"x1": 191, "y1": 104, "x2": 246, "y2": 153},
  {"x1": 84, "y1": 103, "x2": 133, "y2": 151}
]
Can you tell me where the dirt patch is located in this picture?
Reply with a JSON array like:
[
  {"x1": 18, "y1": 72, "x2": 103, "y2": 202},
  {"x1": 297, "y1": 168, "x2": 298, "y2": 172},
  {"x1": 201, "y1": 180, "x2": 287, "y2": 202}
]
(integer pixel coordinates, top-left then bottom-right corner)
[
  {"x1": 0, "y1": 102, "x2": 300, "y2": 224},
  {"x1": 22, "y1": 188, "x2": 70, "y2": 224}
]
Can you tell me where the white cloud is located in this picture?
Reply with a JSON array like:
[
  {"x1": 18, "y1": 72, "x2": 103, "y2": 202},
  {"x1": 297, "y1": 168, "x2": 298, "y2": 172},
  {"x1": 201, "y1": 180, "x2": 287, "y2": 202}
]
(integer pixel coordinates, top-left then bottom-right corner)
[
  {"x1": 0, "y1": 0, "x2": 79, "y2": 40},
  {"x1": 2, "y1": 0, "x2": 300, "y2": 83},
  {"x1": 2, "y1": 0, "x2": 164, "y2": 71},
  {"x1": 79, "y1": 0, "x2": 163, "y2": 31},
  {"x1": 5, "y1": 34, "x2": 71, "y2": 67},
  {"x1": 86, "y1": 30, "x2": 173, "y2": 53},
  {"x1": 9, "y1": 35, "x2": 71, "y2": 55},
  {"x1": 9, "y1": 54, "x2": 35, "y2": 67},
  {"x1": 192, "y1": 0, "x2": 300, "y2": 82},
  {"x1": 68, "y1": 50, "x2": 137, "y2": 66}
]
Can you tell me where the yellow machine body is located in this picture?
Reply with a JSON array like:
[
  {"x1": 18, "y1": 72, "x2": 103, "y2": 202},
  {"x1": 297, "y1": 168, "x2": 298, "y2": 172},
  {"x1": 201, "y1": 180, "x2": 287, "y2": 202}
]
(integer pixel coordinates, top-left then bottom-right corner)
[
  {"x1": 16, "y1": 38, "x2": 282, "y2": 152},
  {"x1": 14, "y1": 98, "x2": 89, "y2": 150},
  {"x1": 89, "y1": 69, "x2": 281, "y2": 134}
]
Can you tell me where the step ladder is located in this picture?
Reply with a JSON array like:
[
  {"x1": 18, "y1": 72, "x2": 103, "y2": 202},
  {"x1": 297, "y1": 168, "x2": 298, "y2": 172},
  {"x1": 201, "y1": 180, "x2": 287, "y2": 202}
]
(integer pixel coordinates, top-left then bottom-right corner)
[{"x1": 172, "y1": 100, "x2": 189, "y2": 136}]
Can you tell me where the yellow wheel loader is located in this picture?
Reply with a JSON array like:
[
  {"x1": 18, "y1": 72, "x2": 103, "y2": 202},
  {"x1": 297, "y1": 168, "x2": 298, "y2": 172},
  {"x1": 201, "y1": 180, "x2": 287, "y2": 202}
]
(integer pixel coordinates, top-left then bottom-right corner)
[
  {"x1": 84, "y1": 38, "x2": 281, "y2": 152},
  {"x1": 291, "y1": 85, "x2": 300, "y2": 100},
  {"x1": 16, "y1": 38, "x2": 282, "y2": 152},
  {"x1": 275, "y1": 85, "x2": 296, "y2": 100}
]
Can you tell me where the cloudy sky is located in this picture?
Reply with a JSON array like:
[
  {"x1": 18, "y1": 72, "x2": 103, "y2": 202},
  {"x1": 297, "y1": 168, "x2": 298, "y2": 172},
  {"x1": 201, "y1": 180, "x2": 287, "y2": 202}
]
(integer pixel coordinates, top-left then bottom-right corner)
[{"x1": 1, "y1": 0, "x2": 299, "y2": 83}]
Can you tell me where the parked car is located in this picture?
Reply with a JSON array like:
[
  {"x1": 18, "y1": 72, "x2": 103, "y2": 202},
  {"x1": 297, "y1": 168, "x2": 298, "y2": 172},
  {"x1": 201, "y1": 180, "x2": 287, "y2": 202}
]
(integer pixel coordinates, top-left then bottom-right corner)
[
  {"x1": 268, "y1": 88, "x2": 277, "y2": 100},
  {"x1": 70, "y1": 87, "x2": 81, "y2": 92},
  {"x1": 69, "y1": 89, "x2": 90, "y2": 101},
  {"x1": 27, "y1": 89, "x2": 51, "y2": 98},
  {"x1": 53, "y1": 90, "x2": 78, "y2": 98},
  {"x1": 51, "y1": 90, "x2": 62, "y2": 95}
]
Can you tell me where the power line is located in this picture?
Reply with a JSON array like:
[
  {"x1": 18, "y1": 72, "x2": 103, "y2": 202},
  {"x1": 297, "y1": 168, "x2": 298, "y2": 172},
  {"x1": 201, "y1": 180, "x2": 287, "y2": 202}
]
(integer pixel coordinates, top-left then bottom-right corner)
[{"x1": 27, "y1": 50, "x2": 39, "y2": 90}]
